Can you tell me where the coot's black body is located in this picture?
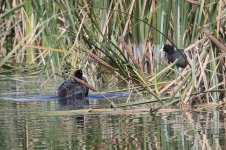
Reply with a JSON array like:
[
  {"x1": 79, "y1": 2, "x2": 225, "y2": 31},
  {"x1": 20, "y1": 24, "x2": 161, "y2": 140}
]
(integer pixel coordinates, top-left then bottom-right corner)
[
  {"x1": 57, "y1": 70, "x2": 89, "y2": 99},
  {"x1": 163, "y1": 44, "x2": 192, "y2": 68}
]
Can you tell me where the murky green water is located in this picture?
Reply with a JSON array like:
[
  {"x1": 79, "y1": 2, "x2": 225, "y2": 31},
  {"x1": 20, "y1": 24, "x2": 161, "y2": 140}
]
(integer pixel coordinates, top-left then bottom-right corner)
[{"x1": 0, "y1": 79, "x2": 225, "y2": 149}]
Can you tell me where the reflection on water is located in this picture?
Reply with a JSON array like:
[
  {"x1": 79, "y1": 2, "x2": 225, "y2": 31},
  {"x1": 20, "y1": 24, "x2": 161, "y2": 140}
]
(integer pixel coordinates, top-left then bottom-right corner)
[{"x1": 0, "y1": 79, "x2": 225, "y2": 149}]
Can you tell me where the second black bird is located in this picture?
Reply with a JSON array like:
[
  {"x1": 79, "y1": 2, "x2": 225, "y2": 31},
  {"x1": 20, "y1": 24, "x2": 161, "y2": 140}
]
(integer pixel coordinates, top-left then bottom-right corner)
[{"x1": 162, "y1": 44, "x2": 192, "y2": 68}]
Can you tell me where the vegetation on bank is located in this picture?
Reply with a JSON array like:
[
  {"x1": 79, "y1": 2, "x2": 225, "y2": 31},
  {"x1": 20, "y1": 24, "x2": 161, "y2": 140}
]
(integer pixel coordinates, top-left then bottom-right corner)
[{"x1": 0, "y1": 0, "x2": 225, "y2": 109}]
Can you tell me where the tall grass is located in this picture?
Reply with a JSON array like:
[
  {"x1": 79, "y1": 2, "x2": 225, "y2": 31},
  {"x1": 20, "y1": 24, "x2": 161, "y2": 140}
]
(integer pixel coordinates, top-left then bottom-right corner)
[{"x1": 0, "y1": 0, "x2": 225, "y2": 107}]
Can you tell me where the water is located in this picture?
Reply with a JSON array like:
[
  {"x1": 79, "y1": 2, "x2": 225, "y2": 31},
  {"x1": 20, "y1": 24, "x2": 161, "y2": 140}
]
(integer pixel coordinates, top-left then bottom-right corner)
[{"x1": 0, "y1": 79, "x2": 225, "y2": 149}]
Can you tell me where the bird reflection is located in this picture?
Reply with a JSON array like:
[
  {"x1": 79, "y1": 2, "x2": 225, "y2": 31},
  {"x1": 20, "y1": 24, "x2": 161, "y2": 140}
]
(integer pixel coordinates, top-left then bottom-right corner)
[{"x1": 58, "y1": 97, "x2": 89, "y2": 110}]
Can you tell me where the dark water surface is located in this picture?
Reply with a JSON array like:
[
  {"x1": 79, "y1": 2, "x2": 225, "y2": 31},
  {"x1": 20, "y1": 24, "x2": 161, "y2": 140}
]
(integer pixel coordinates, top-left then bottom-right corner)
[{"x1": 0, "y1": 79, "x2": 225, "y2": 149}]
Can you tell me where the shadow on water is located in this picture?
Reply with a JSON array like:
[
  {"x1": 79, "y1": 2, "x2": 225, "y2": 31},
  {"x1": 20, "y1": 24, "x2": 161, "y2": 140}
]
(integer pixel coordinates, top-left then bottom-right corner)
[
  {"x1": 0, "y1": 91, "x2": 128, "y2": 110},
  {"x1": 0, "y1": 79, "x2": 226, "y2": 149}
]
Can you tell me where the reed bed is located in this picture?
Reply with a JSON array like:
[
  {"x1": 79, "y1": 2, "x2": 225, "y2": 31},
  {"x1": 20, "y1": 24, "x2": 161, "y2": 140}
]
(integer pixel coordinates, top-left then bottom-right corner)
[{"x1": 0, "y1": 0, "x2": 225, "y2": 109}]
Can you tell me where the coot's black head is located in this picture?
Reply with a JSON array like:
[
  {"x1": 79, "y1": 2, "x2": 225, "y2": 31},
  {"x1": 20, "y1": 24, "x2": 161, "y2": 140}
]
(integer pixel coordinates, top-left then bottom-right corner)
[
  {"x1": 163, "y1": 44, "x2": 174, "y2": 54},
  {"x1": 74, "y1": 69, "x2": 83, "y2": 79}
]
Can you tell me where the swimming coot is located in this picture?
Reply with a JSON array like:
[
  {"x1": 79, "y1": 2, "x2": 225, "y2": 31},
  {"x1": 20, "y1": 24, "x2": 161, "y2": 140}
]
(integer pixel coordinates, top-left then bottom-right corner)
[
  {"x1": 162, "y1": 44, "x2": 192, "y2": 68},
  {"x1": 57, "y1": 70, "x2": 89, "y2": 99}
]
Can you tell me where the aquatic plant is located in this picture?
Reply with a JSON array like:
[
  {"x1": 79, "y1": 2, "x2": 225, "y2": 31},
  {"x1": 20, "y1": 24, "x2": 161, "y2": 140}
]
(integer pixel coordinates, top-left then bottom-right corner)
[{"x1": 0, "y1": 0, "x2": 225, "y2": 108}]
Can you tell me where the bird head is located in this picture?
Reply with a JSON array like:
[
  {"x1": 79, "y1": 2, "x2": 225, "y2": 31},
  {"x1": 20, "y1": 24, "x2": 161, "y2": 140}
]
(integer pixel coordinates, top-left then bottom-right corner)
[
  {"x1": 74, "y1": 69, "x2": 83, "y2": 79},
  {"x1": 162, "y1": 44, "x2": 175, "y2": 54}
]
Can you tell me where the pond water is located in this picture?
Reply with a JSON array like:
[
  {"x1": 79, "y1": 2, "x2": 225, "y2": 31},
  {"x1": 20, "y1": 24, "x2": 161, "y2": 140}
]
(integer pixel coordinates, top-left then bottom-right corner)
[{"x1": 0, "y1": 78, "x2": 225, "y2": 149}]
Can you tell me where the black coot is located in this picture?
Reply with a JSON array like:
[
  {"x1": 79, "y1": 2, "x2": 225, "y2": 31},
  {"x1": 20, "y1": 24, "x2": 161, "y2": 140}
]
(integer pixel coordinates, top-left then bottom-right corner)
[
  {"x1": 57, "y1": 69, "x2": 89, "y2": 99},
  {"x1": 162, "y1": 44, "x2": 192, "y2": 68}
]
